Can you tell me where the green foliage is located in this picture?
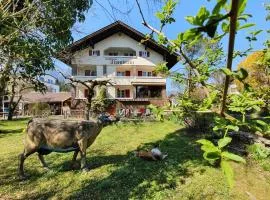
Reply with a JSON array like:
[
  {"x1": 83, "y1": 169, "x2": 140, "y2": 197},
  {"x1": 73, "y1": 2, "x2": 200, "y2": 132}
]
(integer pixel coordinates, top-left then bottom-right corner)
[
  {"x1": 30, "y1": 102, "x2": 51, "y2": 117},
  {"x1": 248, "y1": 143, "x2": 270, "y2": 160},
  {"x1": 154, "y1": 62, "x2": 170, "y2": 77},
  {"x1": 149, "y1": 0, "x2": 267, "y2": 190},
  {"x1": 148, "y1": 104, "x2": 165, "y2": 121},
  {"x1": 91, "y1": 86, "x2": 114, "y2": 115},
  {"x1": 228, "y1": 91, "x2": 265, "y2": 122},
  {"x1": 155, "y1": 0, "x2": 177, "y2": 25},
  {"x1": 197, "y1": 135, "x2": 245, "y2": 188},
  {"x1": 185, "y1": 7, "x2": 210, "y2": 26}
]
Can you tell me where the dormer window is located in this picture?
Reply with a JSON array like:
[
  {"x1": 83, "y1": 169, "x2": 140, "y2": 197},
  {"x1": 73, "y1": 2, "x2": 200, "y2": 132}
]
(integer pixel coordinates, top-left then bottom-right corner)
[
  {"x1": 89, "y1": 50, "x2": 100, "y2": 56},
  {"x1": 139, "y1": 51, "x2": 150, "y2": 58}
]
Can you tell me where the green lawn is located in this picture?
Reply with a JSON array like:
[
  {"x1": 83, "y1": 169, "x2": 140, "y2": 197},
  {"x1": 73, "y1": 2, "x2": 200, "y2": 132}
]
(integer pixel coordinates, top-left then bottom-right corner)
[{"x1": 0, "y1": 119, "x2": 270, "y2": 200}]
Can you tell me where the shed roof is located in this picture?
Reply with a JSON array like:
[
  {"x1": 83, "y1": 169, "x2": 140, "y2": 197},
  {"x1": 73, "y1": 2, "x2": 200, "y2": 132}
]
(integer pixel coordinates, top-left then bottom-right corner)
[{"x1": 21, "y1": 92, "x2": 71, "y2": 103}]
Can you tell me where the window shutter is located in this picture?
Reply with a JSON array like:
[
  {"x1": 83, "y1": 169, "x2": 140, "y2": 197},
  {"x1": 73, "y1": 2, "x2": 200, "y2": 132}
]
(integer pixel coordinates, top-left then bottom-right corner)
[
  {"x1": 139, "y1": 51, "x2": 142, "y2": 57},
  {"x1": 125, "y1": 90, "x2": 130, "y2": 98},
  {"x1": 84, "y1": 89, "x2": 89, "y2": 98},
  {"x1": 89, "y1": 50, "x2": 92, "y2": 56},
  {"x1": 125, "y1": 71, "x2": 130, "y2": 76},
  {"x1": 147, "y1": 51, "x2": 150, "y2": 57},
  {"x1": 138, "y1": 71, "x2": 142, "y2": 76}
]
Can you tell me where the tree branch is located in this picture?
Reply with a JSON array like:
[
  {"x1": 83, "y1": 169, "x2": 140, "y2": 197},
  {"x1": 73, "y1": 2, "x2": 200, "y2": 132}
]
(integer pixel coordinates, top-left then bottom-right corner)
[
  {"x1": 220, "y1": 0, "x2": 239, "y2": 116},
  {"x1": 135, "y1": 0, "x2": 209, "y2": 96}
]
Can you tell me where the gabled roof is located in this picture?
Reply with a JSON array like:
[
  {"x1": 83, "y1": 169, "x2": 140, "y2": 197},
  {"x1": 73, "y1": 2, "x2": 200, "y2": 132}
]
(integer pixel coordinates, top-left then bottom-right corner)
[
  {"x1": 21, "y1": 92, "x2": 71, "y2": 103},
  {"x1": 62, "y1": 21, "x2": 178, "y2": 69}
]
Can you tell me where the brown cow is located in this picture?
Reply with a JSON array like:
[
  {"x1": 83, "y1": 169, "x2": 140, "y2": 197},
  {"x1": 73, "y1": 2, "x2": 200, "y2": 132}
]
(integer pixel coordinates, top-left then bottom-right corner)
[{"x1": 18, "y1": 116, "x2": 113, "y2": 179}]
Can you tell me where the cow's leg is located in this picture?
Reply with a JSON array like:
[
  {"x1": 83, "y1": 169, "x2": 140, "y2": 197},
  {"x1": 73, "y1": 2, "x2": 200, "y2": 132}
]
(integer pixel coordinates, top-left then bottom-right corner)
[
  {"x1": 38, "y1": 153, "x2": 49, "y2": 170},
  {"x1": 70, "y1": 150, "x2": 80, "y2": 169},
  {"x1": 78, "y1": 139, "x2": 88, "y2": 171},
  {"x1": 18, "y1": 147, "x2": 37, "y2": 179},
  {"x1": 72, "y1": 150, "x2": 79, "y2": 162}
]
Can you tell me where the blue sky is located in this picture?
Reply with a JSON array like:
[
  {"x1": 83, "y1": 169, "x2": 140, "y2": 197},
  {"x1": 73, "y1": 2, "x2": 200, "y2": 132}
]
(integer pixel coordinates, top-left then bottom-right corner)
[{"x1": 56, "y1": 0, "x2": 269, "y2": 92}]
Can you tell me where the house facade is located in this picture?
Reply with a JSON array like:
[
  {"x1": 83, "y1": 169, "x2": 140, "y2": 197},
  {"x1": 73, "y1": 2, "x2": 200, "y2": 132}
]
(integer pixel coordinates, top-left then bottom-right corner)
[
  {"x1": 61, "y1": 21, "x2": 178, "y2": 115},
  {"x1": 39, "y1": 75, "x2": 60, "y2": 93}
]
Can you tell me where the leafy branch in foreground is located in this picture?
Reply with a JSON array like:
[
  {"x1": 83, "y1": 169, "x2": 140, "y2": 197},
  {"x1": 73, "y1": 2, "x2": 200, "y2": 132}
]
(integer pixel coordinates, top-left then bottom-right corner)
[{"x1": 134, "y1": 0, "x2": 267, "y2": 188}]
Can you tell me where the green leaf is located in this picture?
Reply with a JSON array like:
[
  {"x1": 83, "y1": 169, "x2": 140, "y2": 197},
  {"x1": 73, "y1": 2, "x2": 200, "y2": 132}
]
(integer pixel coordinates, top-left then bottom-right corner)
[
  {"x1": 213, "y1": 0, "x2": 227, "y2": 14},
  {"x1": 205, "y1": 16, "x2": 219, "y2": 38},
  {"x1": 203, "y1": 151, "x2": 221, "y2": 165},
  {"x1": 238, "y1": 0, "x2": 247, "y2": 15},
  {"x1": 222, "y1": 151, "x2": 246, "y2": 163},
  {"x1": 234, "y1": 68, "x2": 248, "y2": 81},
  {"x1": 252, "y1": 105, "x2": 261, "y2": 112},
  {"x1": 221, "y1": 68, "x2": 232, "y2": 76},
  {"x1": 238, "y1": 23, "x2": 255, "y2": 30},
  {"x1": 221, "y1": 160, "x2": 234, "y2": 188},
  {"x1": 256, "y1": 120, "x2": 268, "y2": 127},
  {"x1": 218, "y1": 137, "x2": 232, "y2": 149},
  {"x1": 197, "y1": 6, "x2": 210, "y2": 25},
  {"x1": 185, "y1": 16, "x2": 197, "y2": 25},
  {"x1": 197, "y1": 139, "x2": 215, "y2": 147},
  {"x1": 226, "y1": 125, "x2": 239, "y2": 132},
  {"x1": 201, "y1": 144, "x2": 219, "y2": 153},
  {"x1": 221, "y1": 22, "x2": 229, "y2": 32}
]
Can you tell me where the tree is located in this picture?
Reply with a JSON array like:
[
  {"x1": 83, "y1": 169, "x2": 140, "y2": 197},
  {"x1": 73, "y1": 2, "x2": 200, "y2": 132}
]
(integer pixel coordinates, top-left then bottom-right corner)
[
  {"x1": 0, "y1": 0, "x2": 92, "y2": 119},
  {"x1": 236, "y1": 51, "x2": 269, "y2": 91},
  {"x1": 59, "y1": 81, "x2": 72, "y2": 92},
  {"x1": 6, "y1": 64, "x2": 47, "y2": 120},
  {"x1": 134, "y1": 0, "x2": 267, "y2": 187},
  {"x1": 59, "y1": 71, "x2": 112, "y2": 120}
]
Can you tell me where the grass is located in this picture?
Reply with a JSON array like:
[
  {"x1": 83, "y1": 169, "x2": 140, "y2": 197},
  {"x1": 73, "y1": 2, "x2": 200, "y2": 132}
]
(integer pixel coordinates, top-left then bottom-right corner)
[{"x1": 0, "y1": 119, "x2": 270, "y2": 200}]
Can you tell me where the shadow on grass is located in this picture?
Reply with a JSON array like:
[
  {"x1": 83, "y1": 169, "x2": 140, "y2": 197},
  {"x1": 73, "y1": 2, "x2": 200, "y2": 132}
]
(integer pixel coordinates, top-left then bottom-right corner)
[
  {"x1": 0, "y1": 128, "x2": 24, "y2": 134},
  {"x1": 67, "y1": 128, "x2": 204, "y2": 200},
  {"x1": 0, "y1": 127, "x2": 205, "y2": 200}
]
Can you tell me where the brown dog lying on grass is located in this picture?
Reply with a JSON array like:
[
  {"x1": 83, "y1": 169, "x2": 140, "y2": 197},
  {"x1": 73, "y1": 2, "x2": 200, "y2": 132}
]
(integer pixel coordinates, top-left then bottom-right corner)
[{"x1": 135, "y1": 147, "x2": 168, "y2": 161}]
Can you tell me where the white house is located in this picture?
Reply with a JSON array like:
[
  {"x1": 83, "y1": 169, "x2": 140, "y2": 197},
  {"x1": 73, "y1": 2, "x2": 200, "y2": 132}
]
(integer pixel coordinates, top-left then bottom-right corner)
[
  {"x1": 59, "y1": 21, "x2": 178, "y2": 115},
  {"x1": 39, "y1": 75, "x2": 60, "y2": 93}
]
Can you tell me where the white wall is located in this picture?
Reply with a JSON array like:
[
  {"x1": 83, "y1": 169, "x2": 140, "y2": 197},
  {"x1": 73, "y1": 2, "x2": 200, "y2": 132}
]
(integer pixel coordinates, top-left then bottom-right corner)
[
  {"x1": 39, "y1": 75, "x2": 60, "y2": 93},
  {"x1": 71, "y1": 33, "x2": 164, "y2": 67}
]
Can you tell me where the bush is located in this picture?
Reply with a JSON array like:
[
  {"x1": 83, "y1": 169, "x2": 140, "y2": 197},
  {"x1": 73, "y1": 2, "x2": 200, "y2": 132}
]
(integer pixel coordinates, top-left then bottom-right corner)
[
  {"x1": 30, "y1": 102, "x2": 51, "y2": 117},
  {"x1": 184, "y1": 111, "x2": 217, "y2": 133}
]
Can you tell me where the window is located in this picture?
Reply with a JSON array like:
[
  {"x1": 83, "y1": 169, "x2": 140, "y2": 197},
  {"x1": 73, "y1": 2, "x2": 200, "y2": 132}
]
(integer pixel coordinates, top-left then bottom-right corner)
[
  {"x1": 72, "y1": 66, "x2": 77, "y2": 76},
  {"x1": 139, "y1": 51, "x2": 150, "y2": 57},
  {"x1": 103, "y1": 65, "x2": 107, "y2": 75},
  {"x1": 138, "y1": 71, "x2": 152, "y2": 77},
  {"x1": 125, "y1": 71, "x2": 130, "y2": 76},
  {"x1": 85, "y1": 70, "x2": 96, "y2": 76},
  {"x1": 39, "y1": 77, "x2": 45, "y2": 82},
  {"x1": 136, "y1": 86, "x2": 162, "y2": 98},
  {"x1": 89, "y1": 50, "x2": 100, "y2": 56},
  {"x1": 117, "y1": 89, "x2": 130, "y2": 98},
  {"x1": 85, "y1": 70, "x2": 91, "y2": 76},
  {"x1": 47, "y1": 79, "x2": 54, "y2": 84},
  {"x1": 108, "y1": 52, "x2": 118, "y2": 56},
  {"x1": 84, "y1": 89, "x2": 89, "y2": 98},
  {"x1": 117, "y1": 72, "x2": 125, "y2": 76}
]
